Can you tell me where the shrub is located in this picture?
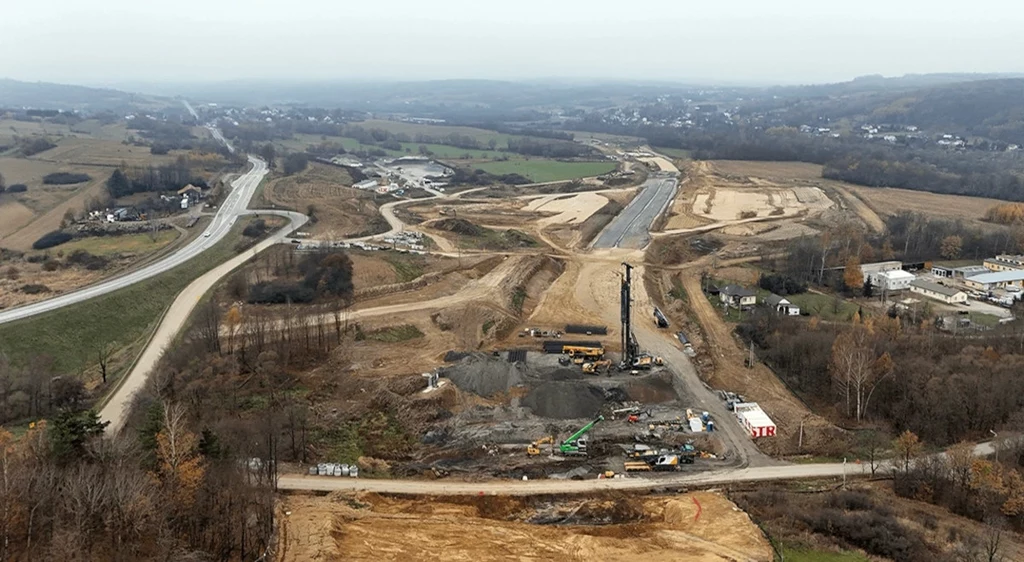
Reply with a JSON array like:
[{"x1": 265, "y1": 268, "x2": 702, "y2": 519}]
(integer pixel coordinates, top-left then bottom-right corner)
[
  {"x1": 20, "y1": 284, "x2": 50, "y2": 294},
  {"x1": 42, "y1": 259, "x2": 60, "y2": 272},
  {"x1": 738, "y1": 210, "x2": 758, "y2": 219},
  {"x1": 247, "y1": 281, "x2": 315, "y2": 304},
  {"x1": 758, "y1": 273, "x2": 808, "y2": 295},
  {"x1": 242, "y1": 219, "x2": 267, "y2": 238},
  {"x1": 32, "y1": 231, "x2": 74, "y2": 250},
  {"x1": 66, "y1": 250, "x2": 109, "y2": 270},
  {"x1": 42, "y1": 172, "x2": 92, "y2": 185},
  {"x1": 4, "y1": 266, "x2": 18, "y2": 280},
  {"x1": 18, "y1": 137, "x2": 56, "y2": 156},
  {"x1": 6, "y1": 184, "x2": 27, "y2": 193}
]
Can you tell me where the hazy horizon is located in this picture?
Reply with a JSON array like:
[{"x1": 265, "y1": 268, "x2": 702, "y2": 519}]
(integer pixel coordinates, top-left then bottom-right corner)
[{"x1": 3, "y1": 0, "x2": 1023, "y2": 86}]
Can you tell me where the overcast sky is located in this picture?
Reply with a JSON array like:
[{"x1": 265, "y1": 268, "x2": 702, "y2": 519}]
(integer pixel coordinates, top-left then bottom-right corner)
[{"x1": 3, "y1": 0, "x2": 1023, "y2": 86}]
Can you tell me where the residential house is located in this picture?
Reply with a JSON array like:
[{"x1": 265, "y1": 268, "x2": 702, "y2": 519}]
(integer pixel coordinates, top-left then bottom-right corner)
[
  {"x1": 909, "y1": 279, "x2": 968, "y2": 304},
  {"x1": 177, "y1": 184, "x2": 204, "y2": 207},
  {"x1": 719, "y1": 285, "x2": 757, "y2": 309},
  {"x1": 764, "y1": 294, "x2": 800, "y2": 316}
]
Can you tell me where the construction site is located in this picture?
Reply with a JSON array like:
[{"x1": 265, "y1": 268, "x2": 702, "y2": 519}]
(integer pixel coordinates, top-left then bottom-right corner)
[{"x1": 242, "y1": 147, "x2": 891, "y2": 557}]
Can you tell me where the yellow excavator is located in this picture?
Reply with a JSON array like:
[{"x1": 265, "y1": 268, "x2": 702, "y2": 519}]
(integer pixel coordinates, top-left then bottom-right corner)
[
  {"x1": 582, "y1": 360, "x2": 612, "y2": 374},
  {"x1": 527, "y1": 436, "x2": 554, "y2": 456}
]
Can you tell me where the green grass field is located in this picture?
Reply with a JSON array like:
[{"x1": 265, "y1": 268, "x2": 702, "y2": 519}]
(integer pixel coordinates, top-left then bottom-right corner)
[
  {"x1": 787, "y1": 293, "x2": 861, "y2": 321},
  {"x1": 0, "y1": 219, "x2": 262, "y2": 376},
  {"x1": 45, "y1": 230, "x2": 179, "y2": 257},
  {"x1": 474, "y1": 160, "x2": 616, "y2": 183},
  {"x1": 653, "y1": 146, "x2": 691, "y2": 159},
  {"x1": 353, "y1": 119, "x2": 513, "y2": 145}
]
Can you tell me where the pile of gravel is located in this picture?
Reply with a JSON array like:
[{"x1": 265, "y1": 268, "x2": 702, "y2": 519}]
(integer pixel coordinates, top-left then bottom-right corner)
[
  {"x1": 523, "y1": 382, "x2": 606, "y2": 419},
  {"x1": 444, "y1": 355, "x2": 525, "y2": 397}
]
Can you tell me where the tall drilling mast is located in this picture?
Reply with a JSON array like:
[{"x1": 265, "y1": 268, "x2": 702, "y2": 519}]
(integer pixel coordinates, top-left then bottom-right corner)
[{"x1": 620, "y1": 263, "x2": 639, "y2": 366}]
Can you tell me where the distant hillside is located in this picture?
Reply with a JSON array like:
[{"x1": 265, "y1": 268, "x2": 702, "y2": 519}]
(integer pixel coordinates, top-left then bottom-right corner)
[
  {"x1": 866, "y1": 79, "x2": 1024, "y2": 142},
  {"x1": 769, "y1": 73, "x2": 1024, "y2": 98},
  {"x1": 0, "y1": 79, "x2": 168, "y2": 111}
]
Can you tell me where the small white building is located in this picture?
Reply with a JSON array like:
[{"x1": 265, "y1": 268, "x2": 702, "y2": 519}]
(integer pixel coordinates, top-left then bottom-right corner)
[
  {"x1": 764, "y1": 294, "x2": 800, "y2": 316},
  {"x1": 871, "y1": 270, "x2": 915, "y2": 292},
  {"x1": 734, "y1": 403, "x2": 776, "y2": 438},
  {"x1": 353, "y1": 179, "x2": 379, "y2": 190},
  {"x1": 909, "y1": 279, "x2": 968, "y2": 304}
]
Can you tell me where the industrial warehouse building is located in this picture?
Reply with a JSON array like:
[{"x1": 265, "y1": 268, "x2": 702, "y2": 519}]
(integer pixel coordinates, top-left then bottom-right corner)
[
  {"x1": 984, "y1": 255, "x2": 1024, "y2": 272},
  {"x1": 909, "y1": 279, "x2": 968, "y2": 304},
  {"x1": 964, "y1": 270, "x2": 1024, "y2": 291}
]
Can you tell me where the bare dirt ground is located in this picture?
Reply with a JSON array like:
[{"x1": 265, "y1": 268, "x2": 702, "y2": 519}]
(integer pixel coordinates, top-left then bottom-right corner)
[
  {"x1": 523, "y1": 191, "x2": 609, "y2": 227},
  {"x1": 278, "y1": 491, "x2": 773, "y2": 562},
  {"x1": 261, "y1": 163, "x2": 385, "y2": 239},
  {"x1": 662, "y1": 161, "x2": 890, "y2": 238}
]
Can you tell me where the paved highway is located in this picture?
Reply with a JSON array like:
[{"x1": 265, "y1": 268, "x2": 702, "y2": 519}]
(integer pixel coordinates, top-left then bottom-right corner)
[
  {"x1": 0, "y1": 156, "x2": 267, "y2": 325},
  {"x1": 592, "y1": 174, "x2": 677, "y2": 249}
]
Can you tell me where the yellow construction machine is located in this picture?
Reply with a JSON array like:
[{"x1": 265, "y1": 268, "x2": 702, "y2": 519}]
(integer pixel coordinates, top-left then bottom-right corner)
[
  {"x1": 582, "y1": 360, "x2": 612, "y2": 374},
  {"x1": 563, "y1": 345, "x2": 604, "y2": 365},
  {"x1": 527, "y1": 436, "x2": 554, "y2": 456}
]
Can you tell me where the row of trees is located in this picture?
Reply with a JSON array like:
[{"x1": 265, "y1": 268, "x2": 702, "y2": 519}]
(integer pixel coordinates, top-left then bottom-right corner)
[{"x1": 106, "y1": 157, "x2": 208, "y2": 199}]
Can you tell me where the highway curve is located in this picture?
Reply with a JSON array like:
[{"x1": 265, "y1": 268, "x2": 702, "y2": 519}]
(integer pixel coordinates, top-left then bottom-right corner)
[{"x1": 0, "y1": 156, "x2": 269, "y2": 325}]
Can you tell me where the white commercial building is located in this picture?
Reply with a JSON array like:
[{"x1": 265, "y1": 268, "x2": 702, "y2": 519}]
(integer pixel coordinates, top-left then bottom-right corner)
[
  {"x1": 870, "y1": 269, "x2": 915, "y2": 292},
  {"x1": 860, "y1": 261, "x2": 902, "y2": 278},
  {"x1": 909, "y1": 279, "x2": 968, "y2": 304},
  {"x1": 734, "y1": 403, "x2": 776, "y2": 438},
  {"x1": 965, "y1": 270, "x2": 1024, "y2": 291}
]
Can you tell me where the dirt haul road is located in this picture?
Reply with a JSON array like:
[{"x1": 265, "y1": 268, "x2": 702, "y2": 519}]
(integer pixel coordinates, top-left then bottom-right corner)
[
  {"x1": 280, "y1": 442, "x2": 998, "y2": 494},
  {"x1": 572, "y1": 255, "x2": 774, "y2": 468}
]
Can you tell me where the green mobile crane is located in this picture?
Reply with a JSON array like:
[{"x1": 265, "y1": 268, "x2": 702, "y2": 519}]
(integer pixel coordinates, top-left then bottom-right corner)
[{"x1": 559, "y1": 415, "x2": 605, "y2": 456}]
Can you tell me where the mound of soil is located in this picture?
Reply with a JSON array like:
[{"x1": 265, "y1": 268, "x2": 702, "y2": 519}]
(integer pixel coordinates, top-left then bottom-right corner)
[
  {"x1": 499, "y1": 230, "x2": 537, "y2": 248},
  {"x1": 444, "y1": 355, "x2": 525, "y2": 397},
  {"x1": 624, "y1": 372, "x2": 679, "y2": 403},
  {"x1": 523, "y1": 382, "x2": 605, "y2": 419},
  {"x1": 433, "y1": 218, "x2": 485, "y2": 236}
]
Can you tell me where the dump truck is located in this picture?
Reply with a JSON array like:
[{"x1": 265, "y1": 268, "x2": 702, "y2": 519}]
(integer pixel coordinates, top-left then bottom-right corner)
[
  {"x1": 559, "y1": 415, "x2": 604, "y2": 456},
  {"x1": 654, "y1": 307, "x2": 669, "y2": 328}
]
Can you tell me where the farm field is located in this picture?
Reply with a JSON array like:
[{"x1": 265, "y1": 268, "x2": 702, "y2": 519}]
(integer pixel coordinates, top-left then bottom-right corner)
[
  {"x1": 353, "y1": 118, "x2": 514, "y2": 145},
  {"x1": 653, "y1": 146, "x2": 691, "y2": 159},
  {"x1": 846, "y1": 185, "x2": 1006, "y2": 223},
  {"x1": 475, "y1": 159, "x2": 616, "y2": 183},
  {"x1": 47, "y1": 229, "x2": 179, "y2": 257},
  {"x1": 29, "y1": 136, "x2": 187, "y2": 167}
]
